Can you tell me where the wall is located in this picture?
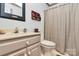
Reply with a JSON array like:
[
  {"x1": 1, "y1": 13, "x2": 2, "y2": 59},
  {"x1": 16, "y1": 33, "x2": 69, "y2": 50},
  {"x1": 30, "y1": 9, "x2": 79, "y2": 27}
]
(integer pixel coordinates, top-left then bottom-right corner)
[
  {"x1": 26, "y1": 3, "x2": 48, "y2": 40},
  {"x1": 0, "y1": 3, "x2": 48, "y2": 40},
  {"x1": 26, "y1": 3, "x2": 48, "y2": 32}
]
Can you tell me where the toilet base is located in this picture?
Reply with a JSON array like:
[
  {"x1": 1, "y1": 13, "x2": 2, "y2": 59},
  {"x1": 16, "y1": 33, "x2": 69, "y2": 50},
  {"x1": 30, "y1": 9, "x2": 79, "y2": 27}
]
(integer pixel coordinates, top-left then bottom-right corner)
[{"x1": 41, "y1": 46, "x2": 55, "y2": 56}]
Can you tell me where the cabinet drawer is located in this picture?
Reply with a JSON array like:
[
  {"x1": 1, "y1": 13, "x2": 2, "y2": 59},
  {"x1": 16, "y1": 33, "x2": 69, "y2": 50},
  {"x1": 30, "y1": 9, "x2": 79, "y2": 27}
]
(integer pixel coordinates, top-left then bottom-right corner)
[
  {"x1": 8, "y1": 48, "x2": 26, "y2": 56},
  {"x1": 26, "y1": 42, "x2": 41, "y2": 56},
  {"x1": 26, "y1": 36, "x2": 40, "y2": 46},
  {"x1": 0, "y1": 39, "x2": 26, "y2": 55}
]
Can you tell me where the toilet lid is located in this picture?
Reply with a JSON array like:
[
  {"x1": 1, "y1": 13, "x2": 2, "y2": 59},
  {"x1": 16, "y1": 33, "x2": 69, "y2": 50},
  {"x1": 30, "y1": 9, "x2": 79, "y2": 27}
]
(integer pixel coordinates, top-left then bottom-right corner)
[{"x1": 41, "y1": 40, "x2": 56, "y2": 47}]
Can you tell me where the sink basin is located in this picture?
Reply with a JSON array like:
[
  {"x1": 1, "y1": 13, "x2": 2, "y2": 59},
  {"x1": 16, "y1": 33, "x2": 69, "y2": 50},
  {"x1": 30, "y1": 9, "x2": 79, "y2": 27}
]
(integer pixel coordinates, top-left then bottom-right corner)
[
  {"x1": 0, "y1": 33, "x2": 5, "y2": 35},
  {"x1": 0, "y1": 28, "x2": 15, "y2": 35}
]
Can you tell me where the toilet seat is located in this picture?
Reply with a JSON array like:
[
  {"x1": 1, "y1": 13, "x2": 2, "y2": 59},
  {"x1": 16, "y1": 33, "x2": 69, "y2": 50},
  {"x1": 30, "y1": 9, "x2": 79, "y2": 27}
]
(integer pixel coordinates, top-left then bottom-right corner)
[{"x1": 41, "y1": 40, "x2": 56, "y2": 48}]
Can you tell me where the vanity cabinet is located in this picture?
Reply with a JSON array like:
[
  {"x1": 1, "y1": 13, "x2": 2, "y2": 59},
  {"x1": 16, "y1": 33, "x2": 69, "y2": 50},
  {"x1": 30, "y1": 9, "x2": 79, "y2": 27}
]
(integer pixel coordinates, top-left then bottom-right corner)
[{"x1": 0, "y1": 33, "x2": 41, "y2": 56}]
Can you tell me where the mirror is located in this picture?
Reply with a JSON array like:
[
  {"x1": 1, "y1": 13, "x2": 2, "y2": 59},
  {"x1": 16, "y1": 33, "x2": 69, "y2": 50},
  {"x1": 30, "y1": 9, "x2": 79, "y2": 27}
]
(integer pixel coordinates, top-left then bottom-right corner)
[
  {"x1": 0, "y1": 3, "x2": 25, "y2": 21},
  {"x1": 5, "y1": 3, "x2": 22, "y2": 16}
]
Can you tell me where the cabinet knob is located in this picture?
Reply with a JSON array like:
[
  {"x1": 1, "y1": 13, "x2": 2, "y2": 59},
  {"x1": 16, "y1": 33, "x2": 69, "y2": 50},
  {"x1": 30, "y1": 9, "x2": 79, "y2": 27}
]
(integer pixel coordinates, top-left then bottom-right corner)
[
  {"x1": 28, "y1": 51, "x2": 31, "y2": 55},
  {"x1": 26, "y1": 41, "x2": 29, "y2": 45}
]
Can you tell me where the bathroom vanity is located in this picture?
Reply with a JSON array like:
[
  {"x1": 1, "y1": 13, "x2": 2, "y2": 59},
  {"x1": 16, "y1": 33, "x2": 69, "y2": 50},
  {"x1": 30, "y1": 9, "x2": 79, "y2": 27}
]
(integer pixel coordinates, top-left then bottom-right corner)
[{"x1": 0, "y1": 32, "x2": 41, "y2": 56}]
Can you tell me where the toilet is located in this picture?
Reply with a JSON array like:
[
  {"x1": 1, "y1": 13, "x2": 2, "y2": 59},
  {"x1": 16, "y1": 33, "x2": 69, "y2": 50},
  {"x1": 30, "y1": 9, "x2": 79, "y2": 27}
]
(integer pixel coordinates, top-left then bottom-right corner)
[{"x1": 41, "y1": 40, "x2": 56, "y2": 56}]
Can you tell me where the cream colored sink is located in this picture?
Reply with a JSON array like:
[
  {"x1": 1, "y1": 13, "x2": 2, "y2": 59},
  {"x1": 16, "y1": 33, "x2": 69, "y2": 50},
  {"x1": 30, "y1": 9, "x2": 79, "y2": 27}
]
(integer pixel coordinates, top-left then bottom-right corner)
[{"x1": 0, "y1": 28, "x2": 15, "y2": 35}]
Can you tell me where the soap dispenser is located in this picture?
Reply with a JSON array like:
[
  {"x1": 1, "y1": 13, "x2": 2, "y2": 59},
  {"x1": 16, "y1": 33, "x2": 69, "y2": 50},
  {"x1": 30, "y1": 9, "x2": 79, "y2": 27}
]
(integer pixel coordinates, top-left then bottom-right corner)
[{"x1": 14, "y1": 27, "x2": 18, "y2": 33}]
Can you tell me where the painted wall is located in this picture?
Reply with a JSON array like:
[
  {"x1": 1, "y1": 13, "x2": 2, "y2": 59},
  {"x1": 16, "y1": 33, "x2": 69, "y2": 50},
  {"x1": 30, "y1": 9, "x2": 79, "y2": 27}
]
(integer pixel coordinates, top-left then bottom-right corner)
[{"x1": 0, "y1": 3, "x2": 48, "y2": 40}]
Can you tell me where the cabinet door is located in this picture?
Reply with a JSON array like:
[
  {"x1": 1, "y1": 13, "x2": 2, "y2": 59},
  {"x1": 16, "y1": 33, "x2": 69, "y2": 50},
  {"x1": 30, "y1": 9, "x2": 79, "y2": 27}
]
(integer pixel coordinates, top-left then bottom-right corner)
[
  {"x1": 0, "y1": 39, "x2": 26, "y2": 55},
  {"x1": 26, "y1": 36, "x2": 40, "y2": 46},
  {"x1": 8, "y1": 48, "x2": 26, "y2": 56},
  {"x1": 26, "y1": 43, "x2": 41, "y2": 56}
]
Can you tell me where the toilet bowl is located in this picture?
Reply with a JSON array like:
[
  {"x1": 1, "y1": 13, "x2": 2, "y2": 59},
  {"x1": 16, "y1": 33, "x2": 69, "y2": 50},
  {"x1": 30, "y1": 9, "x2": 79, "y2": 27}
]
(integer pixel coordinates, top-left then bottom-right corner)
[{"x1": 41, "y1": 40, "x2": 56, "y2": 56}]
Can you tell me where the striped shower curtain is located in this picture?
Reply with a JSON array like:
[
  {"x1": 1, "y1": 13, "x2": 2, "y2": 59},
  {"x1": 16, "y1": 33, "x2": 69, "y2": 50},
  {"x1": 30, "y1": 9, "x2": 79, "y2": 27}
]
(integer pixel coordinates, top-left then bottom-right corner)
[{"x1": 44, "y1": 3, "x2": 79, "y2": 56}]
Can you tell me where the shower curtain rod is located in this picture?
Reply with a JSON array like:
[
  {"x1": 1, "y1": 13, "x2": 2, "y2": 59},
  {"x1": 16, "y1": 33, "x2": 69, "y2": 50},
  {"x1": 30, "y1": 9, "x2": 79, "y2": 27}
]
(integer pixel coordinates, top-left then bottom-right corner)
[{"x1": 45, "y1": 3, "x2": 69, "y2": 11}]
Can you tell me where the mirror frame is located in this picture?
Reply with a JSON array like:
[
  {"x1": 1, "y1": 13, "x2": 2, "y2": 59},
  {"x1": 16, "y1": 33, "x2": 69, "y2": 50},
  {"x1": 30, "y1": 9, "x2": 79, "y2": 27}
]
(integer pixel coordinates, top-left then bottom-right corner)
[{"x1": 0, "y1": 3, "x2": 25, "y2": 21}]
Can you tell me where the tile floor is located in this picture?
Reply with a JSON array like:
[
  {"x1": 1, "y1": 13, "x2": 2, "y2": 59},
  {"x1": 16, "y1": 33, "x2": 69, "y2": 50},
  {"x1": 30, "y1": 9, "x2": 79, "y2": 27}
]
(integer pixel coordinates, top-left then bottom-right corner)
[{"x1": 41, "y1": 49, "x2": 69, "y2": 56}]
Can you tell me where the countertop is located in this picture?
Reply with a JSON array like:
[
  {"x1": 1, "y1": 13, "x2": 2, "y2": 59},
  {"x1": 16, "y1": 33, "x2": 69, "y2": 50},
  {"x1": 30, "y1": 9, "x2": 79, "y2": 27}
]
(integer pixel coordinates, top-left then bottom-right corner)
[{"x1": 0, "y1": 32, "x2": 40, "y2": 41}]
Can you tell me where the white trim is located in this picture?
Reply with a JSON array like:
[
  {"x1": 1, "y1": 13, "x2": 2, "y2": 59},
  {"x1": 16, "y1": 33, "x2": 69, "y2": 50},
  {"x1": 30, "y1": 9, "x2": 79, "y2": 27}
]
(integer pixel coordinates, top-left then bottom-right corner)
[{"x1": 45, "y1": 3, "x2": 69, "y2": 11}]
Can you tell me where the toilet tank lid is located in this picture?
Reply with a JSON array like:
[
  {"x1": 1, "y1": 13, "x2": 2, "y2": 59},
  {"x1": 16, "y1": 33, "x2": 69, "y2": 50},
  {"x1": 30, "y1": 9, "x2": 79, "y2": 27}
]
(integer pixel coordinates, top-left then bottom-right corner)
[{"x1": 41, "y1": 40, "x2": 56, "y2": 47}]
